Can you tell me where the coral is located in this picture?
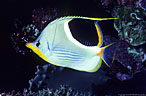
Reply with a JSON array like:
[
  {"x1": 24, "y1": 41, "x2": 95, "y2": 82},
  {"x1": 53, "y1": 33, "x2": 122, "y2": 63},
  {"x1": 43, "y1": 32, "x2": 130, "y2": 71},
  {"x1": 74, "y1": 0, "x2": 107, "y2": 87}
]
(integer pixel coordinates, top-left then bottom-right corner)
[
  {"x1": 140, "y1": 0, "x2": 146, "y2": 10},
  {"x1": 116, "y1": 72, "x2": 132, "y2": 81},
  {"x1": 103, "y1": 35, "x2": 146, "y2": 81},
  {"x1": 101, "y1": 0, "x2": 146, "y2": 8},
  {"x1": 0, "y1": 92, "x2": 11, "y2": 96},
  {"x1": 28, "y1": 63, "x2": 110, "y2": 93},
  {"x1": 11, "y1": 23, "x2": 40, "y2": 55},
  {"x1": 99, "y1": 0, "x2": 146, "y2": 80},
  {"x1": 31, "y1": 8, "x2": 57, "y2": 31},
  {"x1": 101, "y1": 0, "x2": 113, "y2": 6},
  {"x1": 113, "y1": 7, "x2": 146, "y2": 46},
  {"x1": 0, "y1": 86, "x2": 88, "y2": 96},
  {"x1": 24, "y1": 85, "x2": 88, "y2": 96},
  {"x1": 28, "y1": 64, "x2": 63, "y2": 91},
  {"x1": 0, "y1": 90, "x2": 21, "y2": 96},
  {"x1": 116, "y1": 0, "x2": 141, "y2": 7},
  {"x1": 11, "y1": 8, "x2": 58, "y2": 55},
  {"x1": 99, "y1": 0, "x2": 146, "y2": 46}
]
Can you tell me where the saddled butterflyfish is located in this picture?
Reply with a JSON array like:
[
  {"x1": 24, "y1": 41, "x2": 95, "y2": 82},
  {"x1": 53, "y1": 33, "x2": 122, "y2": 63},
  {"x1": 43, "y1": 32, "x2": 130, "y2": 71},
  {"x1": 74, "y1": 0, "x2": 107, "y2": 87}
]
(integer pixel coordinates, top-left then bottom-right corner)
[{"x1": 26, "y1": 16, "x2": 117, "y2": 72}]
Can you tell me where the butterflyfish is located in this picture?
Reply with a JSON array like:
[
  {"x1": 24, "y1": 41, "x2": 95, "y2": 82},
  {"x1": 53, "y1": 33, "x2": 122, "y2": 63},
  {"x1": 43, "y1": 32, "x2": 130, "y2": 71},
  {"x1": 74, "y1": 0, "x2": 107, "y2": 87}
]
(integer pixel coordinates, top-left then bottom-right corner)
[{"x1": 26, "y1": 16, "x2": 117, "y2": 72}]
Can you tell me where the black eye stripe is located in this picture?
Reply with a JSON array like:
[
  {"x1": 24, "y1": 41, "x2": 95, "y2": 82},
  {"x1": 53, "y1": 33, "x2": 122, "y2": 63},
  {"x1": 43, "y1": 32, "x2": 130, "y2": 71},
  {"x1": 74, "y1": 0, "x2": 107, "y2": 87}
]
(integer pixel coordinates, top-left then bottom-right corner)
[{"x1": 36, "y1": 40, "x2": 40, "y2": 47}]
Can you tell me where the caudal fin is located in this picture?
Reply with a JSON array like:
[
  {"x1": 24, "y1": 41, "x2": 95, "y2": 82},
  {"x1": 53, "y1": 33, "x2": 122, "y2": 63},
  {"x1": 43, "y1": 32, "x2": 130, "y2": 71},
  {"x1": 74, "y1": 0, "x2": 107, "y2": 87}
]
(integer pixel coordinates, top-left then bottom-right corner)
[{"x1": 97, "y1": 43, "x2": 116, "y2": 67}]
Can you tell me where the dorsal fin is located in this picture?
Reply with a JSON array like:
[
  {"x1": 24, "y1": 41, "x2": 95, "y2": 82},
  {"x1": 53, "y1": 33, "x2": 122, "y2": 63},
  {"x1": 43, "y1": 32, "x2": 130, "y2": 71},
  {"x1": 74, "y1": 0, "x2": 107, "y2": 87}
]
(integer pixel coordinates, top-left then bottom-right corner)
[{"x1": 50, "y1": 16, "x2": 118, "y2": 24}]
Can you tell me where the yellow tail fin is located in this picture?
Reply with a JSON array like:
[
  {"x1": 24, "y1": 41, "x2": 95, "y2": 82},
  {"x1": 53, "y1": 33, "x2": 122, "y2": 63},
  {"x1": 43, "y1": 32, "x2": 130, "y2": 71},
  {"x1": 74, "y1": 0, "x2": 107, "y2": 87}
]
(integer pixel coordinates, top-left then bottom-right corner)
[{"x1": 97, "y1": 43, "x2": 116, "y2": 67}]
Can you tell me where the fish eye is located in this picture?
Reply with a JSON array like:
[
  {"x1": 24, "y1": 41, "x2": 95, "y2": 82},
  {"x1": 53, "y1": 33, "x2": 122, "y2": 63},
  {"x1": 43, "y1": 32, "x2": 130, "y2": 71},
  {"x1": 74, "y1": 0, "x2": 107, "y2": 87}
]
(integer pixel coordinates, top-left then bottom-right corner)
[{"x1": 36, "y1": 40, "x2": 40, "y2": 47}]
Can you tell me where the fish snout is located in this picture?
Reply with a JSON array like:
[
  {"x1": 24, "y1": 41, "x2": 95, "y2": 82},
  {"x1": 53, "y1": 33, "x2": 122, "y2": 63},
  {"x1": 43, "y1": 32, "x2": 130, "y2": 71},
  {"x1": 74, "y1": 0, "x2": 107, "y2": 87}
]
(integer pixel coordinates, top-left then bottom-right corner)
[{"x1": 26, "y1": 43, "x2": 34, "y2": 48}]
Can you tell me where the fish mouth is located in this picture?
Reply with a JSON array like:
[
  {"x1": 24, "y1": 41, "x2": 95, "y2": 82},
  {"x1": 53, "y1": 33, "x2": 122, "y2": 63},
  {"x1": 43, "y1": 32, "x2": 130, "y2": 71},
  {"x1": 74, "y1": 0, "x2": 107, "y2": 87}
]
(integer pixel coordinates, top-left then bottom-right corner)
[{"x1": 26, "y1": 43, "x2": 34, "y2": 48}]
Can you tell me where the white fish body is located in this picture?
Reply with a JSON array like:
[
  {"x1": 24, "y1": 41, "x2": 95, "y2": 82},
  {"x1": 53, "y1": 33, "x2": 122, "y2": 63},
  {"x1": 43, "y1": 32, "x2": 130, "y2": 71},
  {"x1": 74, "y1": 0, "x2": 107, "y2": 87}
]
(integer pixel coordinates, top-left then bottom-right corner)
[{"x1": 26, "y1": 16, "x2": 116, "y2": 72}]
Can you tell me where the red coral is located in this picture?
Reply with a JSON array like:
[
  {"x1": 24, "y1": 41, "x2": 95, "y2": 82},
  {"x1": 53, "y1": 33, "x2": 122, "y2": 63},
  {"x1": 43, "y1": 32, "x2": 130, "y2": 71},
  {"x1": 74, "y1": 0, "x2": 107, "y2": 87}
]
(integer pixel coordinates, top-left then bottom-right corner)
[
  {"x1": 101, "y1": 0, "x2": 145, "y2": 8},
  {"x1": 11, "y1": 8, "x2": 58, "y2": 55},
  {"x1": 32, "y1": 8, "x2": 57, "y2": 31}
]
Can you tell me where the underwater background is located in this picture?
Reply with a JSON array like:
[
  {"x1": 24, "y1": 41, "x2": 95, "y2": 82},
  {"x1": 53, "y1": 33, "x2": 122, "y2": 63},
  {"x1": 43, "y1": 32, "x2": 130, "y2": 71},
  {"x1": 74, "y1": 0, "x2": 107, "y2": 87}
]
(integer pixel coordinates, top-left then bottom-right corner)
[{"x1": 2, "y1": 0, "x2": 146, "y2": 95}]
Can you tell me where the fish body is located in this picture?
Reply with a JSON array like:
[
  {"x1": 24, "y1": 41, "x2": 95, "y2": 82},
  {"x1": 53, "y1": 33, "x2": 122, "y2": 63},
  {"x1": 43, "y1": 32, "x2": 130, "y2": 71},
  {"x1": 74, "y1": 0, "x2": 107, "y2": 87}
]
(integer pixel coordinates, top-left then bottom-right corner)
[{"x1": 26, "y1": 16, "x2": 117, "y2": 72}]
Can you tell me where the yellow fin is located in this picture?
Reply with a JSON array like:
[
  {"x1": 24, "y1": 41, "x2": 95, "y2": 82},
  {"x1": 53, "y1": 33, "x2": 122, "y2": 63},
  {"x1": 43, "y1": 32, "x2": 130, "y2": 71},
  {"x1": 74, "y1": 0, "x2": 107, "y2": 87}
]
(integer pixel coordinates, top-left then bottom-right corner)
[
  {"x1": 53, "y1": 16, "x2": 119, "y2": 22},
  {"x1": 81, "y1": 17, "x2": 119, "y2": 21},
  {"x1": 97, "y1": 43, "x2": 116, "y2": 67}
]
